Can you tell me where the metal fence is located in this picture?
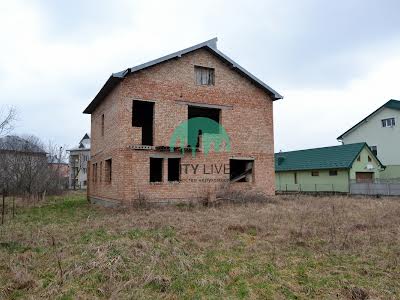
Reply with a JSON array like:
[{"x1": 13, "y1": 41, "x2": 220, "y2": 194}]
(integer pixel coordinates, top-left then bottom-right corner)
[
  {"x1": 276, "y1": 181, "x2": 400, "y2": 195},
  {"x1": 350, "y1": 182, "x2": 400, "y2": 196},
  {"x1": 276, "y1": 183, "x2": 348, "y2": 193}
]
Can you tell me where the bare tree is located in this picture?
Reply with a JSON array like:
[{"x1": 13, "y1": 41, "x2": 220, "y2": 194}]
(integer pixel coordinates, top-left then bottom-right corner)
[
  {"x1": 1, "y1": 133, "x2": 69, "y2": 204},
  {"x1": 45, "y1": 141, "x2": 69, "y2": 193},
  {"x1": 0, "y1": 106, "x2": 17, "y2": 137},
  {"x1": 1, "y1": 135, "x2": 46, "y2": 199}
]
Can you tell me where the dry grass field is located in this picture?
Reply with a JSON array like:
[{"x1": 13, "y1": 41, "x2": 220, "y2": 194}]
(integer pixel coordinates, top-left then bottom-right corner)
[{"x1": 0, "y1": 193, "x2": 399, "y2": 299}]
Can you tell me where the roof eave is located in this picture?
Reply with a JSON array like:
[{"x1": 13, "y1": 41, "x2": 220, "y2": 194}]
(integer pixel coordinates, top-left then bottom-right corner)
[
  {"x1": 276, "y1": 166, "x2": 350, "y2": 172},
  {"x1": 83, "y1": 75, "x2": 124, "y2": 114}
]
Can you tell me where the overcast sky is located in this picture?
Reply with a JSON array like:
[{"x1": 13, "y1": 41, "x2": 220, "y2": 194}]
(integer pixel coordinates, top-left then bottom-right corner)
[{"x1": 1, "y1": 0, "x2": 400, "y2": 151}]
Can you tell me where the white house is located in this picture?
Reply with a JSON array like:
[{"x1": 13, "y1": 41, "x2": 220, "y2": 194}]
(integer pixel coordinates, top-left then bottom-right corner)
[
  {"x1": 68, "y1": 133, "x2": 91, "y2": 189},
  {"x1": 337, "y1": 99, "x2": 400, "y2": 180}
]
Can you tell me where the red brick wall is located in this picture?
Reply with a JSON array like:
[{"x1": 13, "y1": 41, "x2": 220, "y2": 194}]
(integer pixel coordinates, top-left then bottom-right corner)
[{"x1": 88, "y1": 48, "x2": 276, "y2": 204}]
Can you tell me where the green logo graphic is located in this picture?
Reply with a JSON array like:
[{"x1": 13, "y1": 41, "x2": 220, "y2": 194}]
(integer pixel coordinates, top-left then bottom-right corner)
[{"x1": 169, "y1": 117, "x2": 230, "y2": 157}]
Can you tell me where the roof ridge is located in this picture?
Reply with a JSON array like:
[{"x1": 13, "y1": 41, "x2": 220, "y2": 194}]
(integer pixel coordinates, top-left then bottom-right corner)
[
  {"x1": 83, "y1": 38, "x2": 282, "y2": 114},
  {"x1": 275, "y1": 142, "x2": 365, "y2": 155},
  {"x1": 112, "y1": 38, "x2": 218, "y2": 78}
]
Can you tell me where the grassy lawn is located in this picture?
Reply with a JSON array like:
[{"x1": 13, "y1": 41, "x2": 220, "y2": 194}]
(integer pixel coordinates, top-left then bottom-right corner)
[{"x1": 0, "y1": 193, "x2": 399, "y2": 299}]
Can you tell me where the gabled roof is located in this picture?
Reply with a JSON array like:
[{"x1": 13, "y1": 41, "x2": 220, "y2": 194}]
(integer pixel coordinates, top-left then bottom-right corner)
[
  {"x1": 68, "y1": 133, "x2": 91, "y2": 151},
  {"x1": 275, "y1": 143, "x2": 384, "y2": 172},
  {"x1": 80, "y1": 133, "x2": 90, "y2": 142},
  {"x1": 337, "y1": 99, "x2": 400, "y2": 140},
  {"x1": 83, "y1": 38, "x2": 283, "y2": 114}
]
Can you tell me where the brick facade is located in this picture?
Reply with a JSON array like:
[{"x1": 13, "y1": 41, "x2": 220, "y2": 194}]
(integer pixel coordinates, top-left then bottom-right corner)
[{"x1": 87, "y1": 47, "x2": 278, "y2": 204}]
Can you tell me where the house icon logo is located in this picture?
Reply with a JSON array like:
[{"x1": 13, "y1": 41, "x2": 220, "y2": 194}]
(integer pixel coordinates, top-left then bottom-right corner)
[{"x1": 169, "y1": 117, "x2": 231, "y2": 157}]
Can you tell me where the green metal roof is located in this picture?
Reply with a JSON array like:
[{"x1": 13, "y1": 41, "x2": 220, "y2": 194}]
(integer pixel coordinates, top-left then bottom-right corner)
[
  {"x1": 385, "y1": 99, "x2": 400, "y2": 110},
  {"x1": 337, "y1": 99, "x2": 400, "y2": 139},
  {"x1": 275, "y1": 143, "x2": 379, "y2": 172}
]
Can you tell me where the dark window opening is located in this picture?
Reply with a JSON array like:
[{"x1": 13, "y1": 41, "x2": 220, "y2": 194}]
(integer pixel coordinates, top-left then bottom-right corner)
[
  {"x1": 311, "y1": 171, "x2": 319, "y2": 176},
  {"x1": 370, "y1": 146, "x2": 378, "y2": 157},
  {"x1": 294, "y1": 172, "x2": 298, "y2": 184},
  {"x1": 230, "y1": 159, "x2": 254, "y2": 182},
  {"x1": 188, "y1": 106, "x2": 221, "y2": 147},
  {"x1": 132, "y1": 100, "x2": 154, "y2": 146},
  {"x1": 100, "y1": 162, "x2": 103, "y2": 182},
  {"x1": 368, "y1": 156, "x2": 372, "y2": 162},
  {"x1": 329, "y1": 170, "x2": 338, "y2": 176},
  {"x1": 357, "y1": 156, "x2": 361, "y2": 162},
  {"x1": 105, "y1": 159, "x2": 112, "y2": 183},
  {"x1": 101, "y1": 114, "x2": 105, "y2": 136},
  {"x1": 93, "y1": 163, "x2": 98, "y2": 182},
  {"x1": 188, "y1": 105, "x2": 220, "y2": 123},
  {"x1": 168, "y1": 158, "x2": 181, "y2": 182},
  {"x1": 195, "y1": 66, "x2": 215, "y2": 85},
  {"x1": 150, "y1": 157, "x2": 163, "y2": 182}
]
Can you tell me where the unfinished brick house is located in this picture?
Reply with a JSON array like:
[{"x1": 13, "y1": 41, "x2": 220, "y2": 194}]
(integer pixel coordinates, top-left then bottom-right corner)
[{"x1": 83, "y1": 38, "x2": 282, "y2": 205}]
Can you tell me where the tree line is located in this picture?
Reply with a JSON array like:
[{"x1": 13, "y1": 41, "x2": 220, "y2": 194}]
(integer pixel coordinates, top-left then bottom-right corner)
[{"x1": 0, "y1": 106, "x2": 68, "y2": 202}]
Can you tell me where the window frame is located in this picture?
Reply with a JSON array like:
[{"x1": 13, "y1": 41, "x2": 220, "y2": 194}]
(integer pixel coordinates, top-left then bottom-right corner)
[
  {"x1": 311, "y1": 171, "x2": 319, "y2": 177},
  {"x1": 329, "y1": 170, "x2": 338, "y2": 176},
  {"x1": 194, "y1": 66, "x2": 215, "y2": 86},
  {"x1": 382, "y1": 117, "x2": 395, "y2": 128}
]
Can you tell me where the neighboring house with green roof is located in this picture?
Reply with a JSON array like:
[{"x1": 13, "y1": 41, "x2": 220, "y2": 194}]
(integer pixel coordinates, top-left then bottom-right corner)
[
  {"x1": 337, "y1": 99, "x2": 400, "y2": 180},
  {"x1": 275, "y1": 143, "x2": 384, "y2": 193}
]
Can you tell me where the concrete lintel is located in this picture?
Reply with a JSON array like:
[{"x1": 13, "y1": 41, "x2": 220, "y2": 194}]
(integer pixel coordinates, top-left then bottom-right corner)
[
  {"x1": 230, "y1": 156, "x2": 255, "y2": 160},
  {"x1": 175, "y1": 100, "x2": 233, "y2": 110}
]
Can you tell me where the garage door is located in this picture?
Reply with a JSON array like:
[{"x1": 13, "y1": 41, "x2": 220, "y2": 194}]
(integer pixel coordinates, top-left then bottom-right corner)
[{"x1": 356, "y1": 172, "x2": 373, "y2": 183}]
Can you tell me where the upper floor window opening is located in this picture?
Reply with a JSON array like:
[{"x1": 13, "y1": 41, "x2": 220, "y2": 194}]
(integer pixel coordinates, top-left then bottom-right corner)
[
  {"x1": 195, "y1": 66, "x2": 215, "y2": 86},
  {"x1": 381, "y1": 117, "x2": 395, "y2": 128}
]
